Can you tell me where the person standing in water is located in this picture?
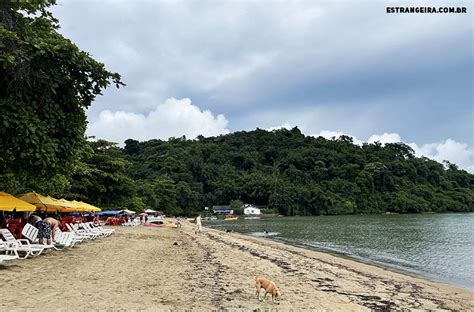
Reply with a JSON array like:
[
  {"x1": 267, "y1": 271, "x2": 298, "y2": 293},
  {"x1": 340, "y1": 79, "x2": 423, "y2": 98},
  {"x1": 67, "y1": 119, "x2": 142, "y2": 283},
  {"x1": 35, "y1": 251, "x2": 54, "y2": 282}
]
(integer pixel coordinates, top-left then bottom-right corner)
[{"x1": 195, "y1": 215, "x2": 202, "y2": 234}]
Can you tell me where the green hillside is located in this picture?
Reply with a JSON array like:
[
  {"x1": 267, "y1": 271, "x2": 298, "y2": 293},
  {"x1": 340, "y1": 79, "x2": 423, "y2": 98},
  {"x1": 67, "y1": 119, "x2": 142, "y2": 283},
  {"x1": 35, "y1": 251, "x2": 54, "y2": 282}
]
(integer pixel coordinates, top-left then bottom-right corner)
[{"x1": 65, "y1": 128, "x2": 474, "y2": 215}]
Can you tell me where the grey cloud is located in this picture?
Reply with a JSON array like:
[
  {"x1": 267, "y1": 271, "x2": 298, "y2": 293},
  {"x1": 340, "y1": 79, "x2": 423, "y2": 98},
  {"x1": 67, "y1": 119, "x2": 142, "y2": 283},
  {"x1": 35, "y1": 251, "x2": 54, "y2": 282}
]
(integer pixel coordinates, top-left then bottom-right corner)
[{"x1": 52, "y1": 0, "x2": 472, "y2": 158}]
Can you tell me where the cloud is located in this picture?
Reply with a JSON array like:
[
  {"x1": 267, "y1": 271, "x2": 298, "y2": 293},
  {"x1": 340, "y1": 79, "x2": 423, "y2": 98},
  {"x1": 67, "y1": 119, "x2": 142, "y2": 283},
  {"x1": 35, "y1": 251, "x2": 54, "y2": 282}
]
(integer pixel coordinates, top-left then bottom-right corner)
[
  {"x1": 308, "y1": 129, "x2": 473, "y2": 172},
  {"x1": 367, "y1": 133, "x2": 402, "y2": 144},
  {"x1": 313, "y1": 130, "x2": 363, "y2": 146},
  {"x1": 365, "y1": 133, "x2": 474, "y2": 172},
  {"x1": 265, "y1": 123, "x2": 294, "y2": 132},
  {"x1": 87, "y1": 98, "x2": 229, "y2": 144},
  {"x1": 52, "y1": 0, "x2": 473, "y2": 148},
  {"x1": 409, "y1": 139, "x2": 474, "y2": 172}
]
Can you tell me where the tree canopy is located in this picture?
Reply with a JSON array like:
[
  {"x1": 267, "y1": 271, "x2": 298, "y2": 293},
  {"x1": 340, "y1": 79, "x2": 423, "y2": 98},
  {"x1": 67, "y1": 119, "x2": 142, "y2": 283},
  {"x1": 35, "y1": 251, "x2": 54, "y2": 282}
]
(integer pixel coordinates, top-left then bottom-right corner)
[
  {"x1": 0, "y1": 0, "x2": 123, "y2": 194},
  {"x1": 63, "y1": 129, "x2": 473, "y2": 215}
]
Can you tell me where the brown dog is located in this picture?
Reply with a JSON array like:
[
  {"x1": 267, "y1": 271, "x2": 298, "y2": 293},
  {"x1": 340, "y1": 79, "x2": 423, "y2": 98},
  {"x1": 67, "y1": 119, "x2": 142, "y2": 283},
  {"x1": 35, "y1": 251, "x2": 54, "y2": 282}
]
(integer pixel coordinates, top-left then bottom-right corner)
[{"x1": 253, "y1": 273, "x2": 283, "y2": 304}]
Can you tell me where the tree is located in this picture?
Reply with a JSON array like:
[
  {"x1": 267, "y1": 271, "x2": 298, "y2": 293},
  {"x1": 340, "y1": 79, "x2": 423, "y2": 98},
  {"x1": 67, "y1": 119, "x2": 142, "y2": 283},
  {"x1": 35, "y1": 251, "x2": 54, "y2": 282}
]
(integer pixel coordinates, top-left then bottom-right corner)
[
  {"x1": 229, "y1": 199, "x2": 244, "y2": 214},
  {"x1": 65, "y1": 140, "x2": 135, "y2": 209},
  {"x1": 175, "y1": 181, "x2": 200, "y2": 215},
  {"x1": 0, "y1": 1, "x2": 123, "y2": 193},
  {"x1": 124, "y1": 139, "x2": 140, "y2": 156}
]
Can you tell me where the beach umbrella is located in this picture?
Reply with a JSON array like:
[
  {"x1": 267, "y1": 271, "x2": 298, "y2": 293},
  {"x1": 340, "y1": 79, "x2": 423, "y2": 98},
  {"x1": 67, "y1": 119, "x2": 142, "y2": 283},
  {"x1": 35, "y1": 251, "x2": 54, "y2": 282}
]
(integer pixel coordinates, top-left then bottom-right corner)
[
  {"x1": 76, "y1": 201, "x2": 101, "y2": 212},
  {"x1": 55, "y1": 198, "x2": 80, "y2": 212},
  {"x1": 17, "y1": 192, "x2": 69, "y2": 212},
  {"x1": 69, "y1": 200, "x2": 88, "y2": 212},
  {"x1": 65, "y1": 200, "x2": 98, "y2": 212},
  {"x1": 0, "y1": 192, "x2": 36, "y2": 212},
  {"x1": 86, "y1": 203, "x2": 102, "y2": 212}
]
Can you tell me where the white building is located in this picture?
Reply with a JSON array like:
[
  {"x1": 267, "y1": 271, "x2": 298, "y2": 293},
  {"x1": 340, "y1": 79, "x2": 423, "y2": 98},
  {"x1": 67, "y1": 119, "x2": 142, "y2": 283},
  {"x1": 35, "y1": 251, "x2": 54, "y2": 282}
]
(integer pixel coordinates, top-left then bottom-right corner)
[{"x1": 243, "y1": 205, "x2": 261, "y2": 215}]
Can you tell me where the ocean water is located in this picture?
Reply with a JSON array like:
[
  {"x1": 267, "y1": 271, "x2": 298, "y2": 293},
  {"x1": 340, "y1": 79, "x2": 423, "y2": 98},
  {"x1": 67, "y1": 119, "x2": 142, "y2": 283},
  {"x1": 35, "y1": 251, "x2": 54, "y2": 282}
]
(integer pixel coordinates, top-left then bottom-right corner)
[{"x1": 205, "y1": 213, "x2": 474, "y2": 290}]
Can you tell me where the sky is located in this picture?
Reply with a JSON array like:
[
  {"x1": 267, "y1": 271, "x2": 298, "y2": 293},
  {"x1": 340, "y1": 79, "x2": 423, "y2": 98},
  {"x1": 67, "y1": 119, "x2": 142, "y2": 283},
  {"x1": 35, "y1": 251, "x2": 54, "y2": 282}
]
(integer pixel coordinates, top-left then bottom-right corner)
[{"x1": 51, "y1": 0, "x2": 473, "y2": 171}]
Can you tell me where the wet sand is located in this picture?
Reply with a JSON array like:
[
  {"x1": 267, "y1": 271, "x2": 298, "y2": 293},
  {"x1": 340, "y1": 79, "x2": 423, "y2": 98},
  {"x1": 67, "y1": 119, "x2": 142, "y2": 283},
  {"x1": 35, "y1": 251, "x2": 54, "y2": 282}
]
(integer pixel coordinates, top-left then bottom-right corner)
[{"x1": 1, "y1": 221, "x2": 473, "y2": 311}]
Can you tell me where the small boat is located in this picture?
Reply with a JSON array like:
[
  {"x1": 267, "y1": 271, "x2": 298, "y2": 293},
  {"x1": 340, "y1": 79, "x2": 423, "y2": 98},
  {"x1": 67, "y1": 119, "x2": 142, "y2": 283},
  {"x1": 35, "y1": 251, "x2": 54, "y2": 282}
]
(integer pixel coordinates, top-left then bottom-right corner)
[{"x1": 224, "y1": 214, "x2": 238, "y2": 221}]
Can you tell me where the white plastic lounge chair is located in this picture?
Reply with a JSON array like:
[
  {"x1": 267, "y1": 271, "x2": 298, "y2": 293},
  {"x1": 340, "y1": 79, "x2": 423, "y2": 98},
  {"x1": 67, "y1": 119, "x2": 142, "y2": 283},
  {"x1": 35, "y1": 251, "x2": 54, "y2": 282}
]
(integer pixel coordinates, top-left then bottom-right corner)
[
  {"x1": 83, "y1": 223, "x2": 113, "y2": 236},
  {"x1": 0, "y1": 255, "x2": 18, "y2": 264},
  {"x1": 0, "y1": 228, "x2": 45, "y2": 258},
  {"x1": 0, "y1": 241, "x2": 20, "y2": 263},
  {"x1": 66, "y1": 223, "x2": 98, "y2": 240},
  {"x1": 22, "y1": 224, "x2": 70, "y2": 250},
  {"x1": 92, "y1": 222, "x2": 115, "y2": 234},
  {"x1": 64, "y1": 223, "x2": 86, "y2": 240},
  {"x1": 53, "y1": 229, "x2": 75, "y2": 248},
  {"x1": 74, "y1": 223, "x2": 102, "y2": 239},
  {"x1": 80, "y1": 223, "x2": 107, "y2": 237},
  {"x1": 21, "y1": 224, "x2": 55, "y2": 250},
  {"x1": 55, "y1": 229, "x2": 80, "y2": 247}
]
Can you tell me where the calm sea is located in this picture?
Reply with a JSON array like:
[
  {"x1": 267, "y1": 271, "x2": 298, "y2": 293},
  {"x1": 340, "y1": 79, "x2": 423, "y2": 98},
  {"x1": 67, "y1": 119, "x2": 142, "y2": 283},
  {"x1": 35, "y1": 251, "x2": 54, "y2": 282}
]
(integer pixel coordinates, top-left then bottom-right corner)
[{"x1": 205, "y1": 213, "x2": 474, "y2": 290}]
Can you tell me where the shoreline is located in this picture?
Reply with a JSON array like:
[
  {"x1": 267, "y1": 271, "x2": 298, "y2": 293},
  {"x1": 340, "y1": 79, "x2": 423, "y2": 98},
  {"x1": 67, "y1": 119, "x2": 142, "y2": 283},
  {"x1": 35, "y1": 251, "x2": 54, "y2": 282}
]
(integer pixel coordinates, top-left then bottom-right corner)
[
  {"x1": 199, "y1": 225, "x2": 474, "y2": 310},
  {"x1": 1, "y1": 223, "x2": 473, "y2": 311},
  {"x1": 260, "y1": 234, "x2": 471, "y2": 292},
  {"x1": 205, "y1": 213, "x2": 474, "y2": 292}
]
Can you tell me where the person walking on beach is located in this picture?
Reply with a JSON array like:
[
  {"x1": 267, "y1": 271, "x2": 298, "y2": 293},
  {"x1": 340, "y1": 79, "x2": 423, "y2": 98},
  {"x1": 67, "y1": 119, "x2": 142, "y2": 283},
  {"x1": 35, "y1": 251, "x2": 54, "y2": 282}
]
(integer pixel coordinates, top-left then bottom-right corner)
[{"x1": 195, "y1": 215, "x2": 202, "y2": 234}]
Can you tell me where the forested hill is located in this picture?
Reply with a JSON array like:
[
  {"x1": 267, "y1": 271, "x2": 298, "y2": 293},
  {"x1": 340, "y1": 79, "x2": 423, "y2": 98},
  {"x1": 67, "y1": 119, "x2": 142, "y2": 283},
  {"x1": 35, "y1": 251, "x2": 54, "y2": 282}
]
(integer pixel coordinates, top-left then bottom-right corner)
[{"x1": 65, "y1": 127, "x2": 474, "y2": 216}]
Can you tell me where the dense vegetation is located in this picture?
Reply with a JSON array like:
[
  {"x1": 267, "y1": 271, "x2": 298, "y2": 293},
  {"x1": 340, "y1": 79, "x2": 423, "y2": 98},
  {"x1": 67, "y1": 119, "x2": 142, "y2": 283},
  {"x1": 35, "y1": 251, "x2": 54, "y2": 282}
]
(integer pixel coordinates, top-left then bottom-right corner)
[
  {"x1": 0, "y1": 0, "x2": 123, "y2": 194},
  {"x1": 1, "y1": 1, "x2": 472, "y2": 216},
  {"x1": 66, "y1": 129, "x2": 473, "y2": 216}
]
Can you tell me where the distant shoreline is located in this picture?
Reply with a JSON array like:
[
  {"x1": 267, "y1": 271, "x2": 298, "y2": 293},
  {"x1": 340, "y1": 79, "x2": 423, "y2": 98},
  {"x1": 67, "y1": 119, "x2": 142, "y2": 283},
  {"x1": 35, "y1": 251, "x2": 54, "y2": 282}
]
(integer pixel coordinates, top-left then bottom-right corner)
[{"x1": 239, "y1": 210, "x2": 474, "y2": 217}]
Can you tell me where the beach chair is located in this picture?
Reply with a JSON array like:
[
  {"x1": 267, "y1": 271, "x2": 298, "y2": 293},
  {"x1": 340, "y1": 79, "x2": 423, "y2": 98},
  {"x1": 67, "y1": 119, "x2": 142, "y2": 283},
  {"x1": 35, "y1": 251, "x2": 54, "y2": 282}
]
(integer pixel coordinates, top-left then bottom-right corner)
[
  {"x1": 84, "y1": 222, "x2": 114, "y2": 236},
  {"x1": 0, "y1": 254, "x2": 18, "y2": 264},
  {"x1": 66, "y1": 223, "x2": 98, "y2": 240},
  {"x1": 66, "y1": 223, "x2": 94, "y2": 243},
  {"x1": 21, "y1": 224, "x2": 56, "y2": 251},
  {"x1": 53, "y1": 229, "x2": 75, "y2": 248},
  {"x1": 80, "y1": 223, "x2": 108, "y2": 237},
  {"x1": 57, "y1": 228, "x2": 83, "y2": 246},
  {"x1": 0, "y1": 241, "x2": 20, "y2": 262},
  {"x1": 0, "y1": 228, "x2": 45, "y2": 258}
]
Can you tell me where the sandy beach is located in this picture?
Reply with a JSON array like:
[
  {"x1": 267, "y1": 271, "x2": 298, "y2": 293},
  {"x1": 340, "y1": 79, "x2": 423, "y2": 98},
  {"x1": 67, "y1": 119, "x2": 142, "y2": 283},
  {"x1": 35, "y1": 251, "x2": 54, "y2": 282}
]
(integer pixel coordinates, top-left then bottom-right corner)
[{"x1": 1, "y1": 221, "x2": 473, "y2": 311}]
